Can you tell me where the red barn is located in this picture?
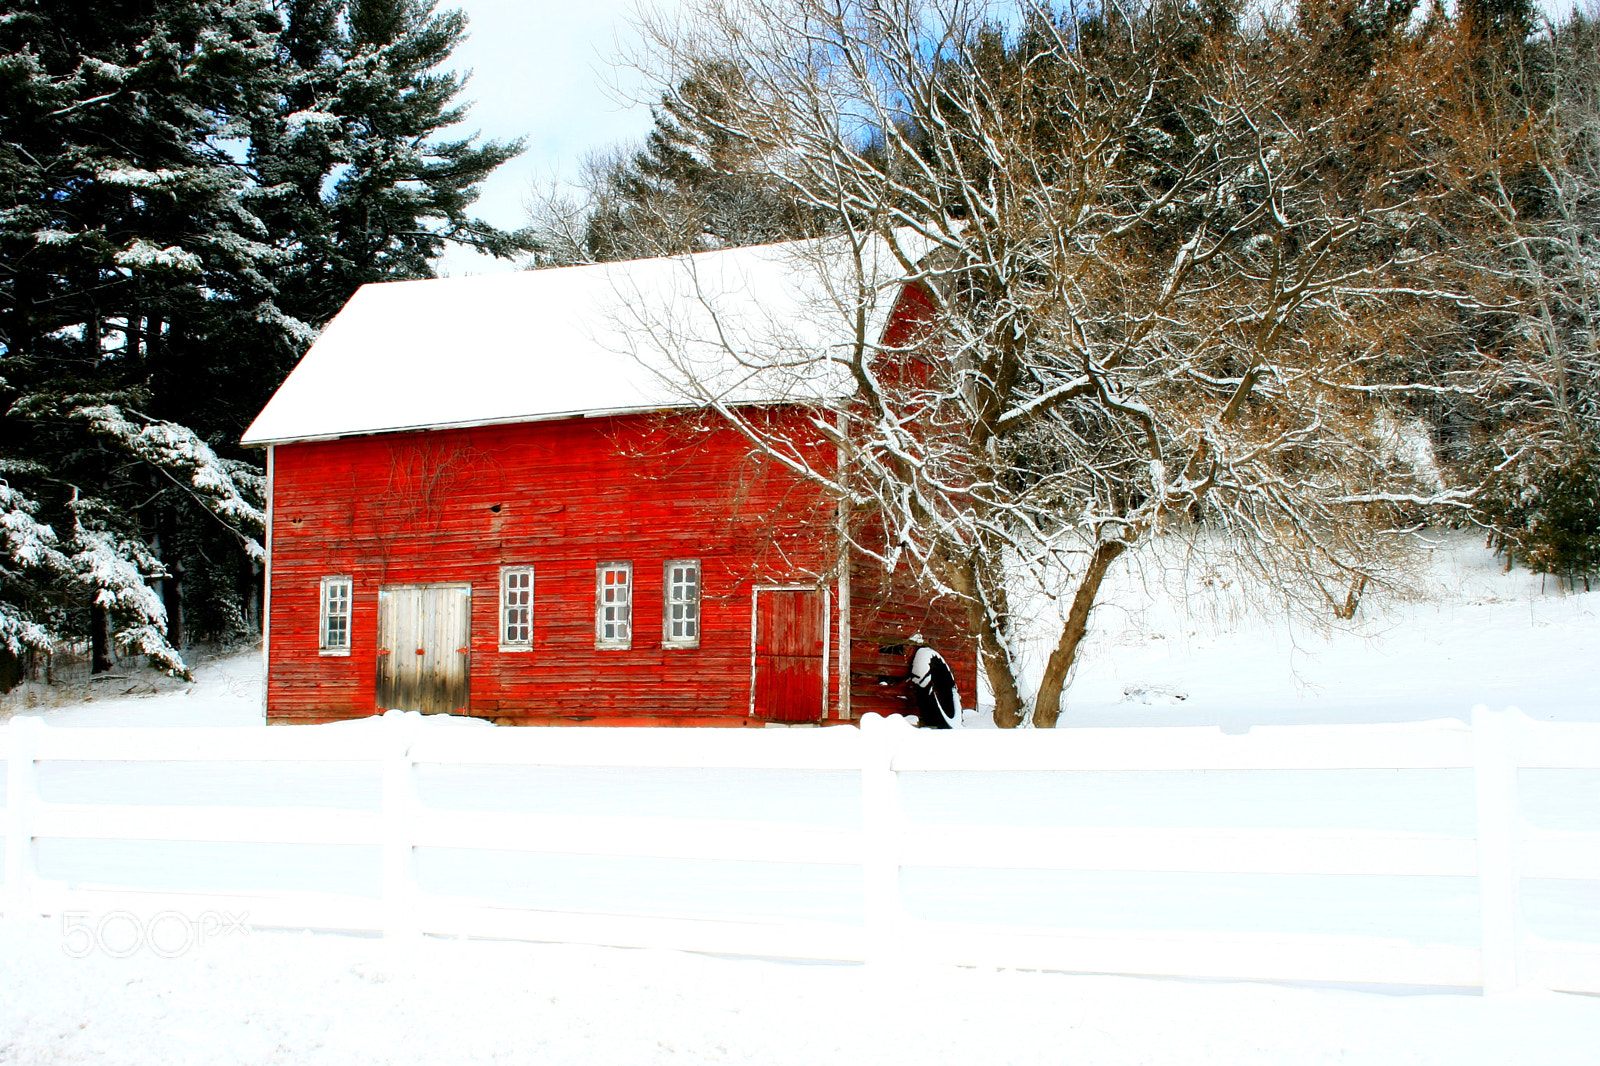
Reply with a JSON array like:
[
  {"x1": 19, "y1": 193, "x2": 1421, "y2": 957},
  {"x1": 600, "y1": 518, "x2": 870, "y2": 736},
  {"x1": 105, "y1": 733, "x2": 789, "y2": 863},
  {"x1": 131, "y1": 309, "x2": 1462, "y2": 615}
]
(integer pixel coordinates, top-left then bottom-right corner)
[{"x1": 242, "y1": 240, "x2": 973, "y2": 725}]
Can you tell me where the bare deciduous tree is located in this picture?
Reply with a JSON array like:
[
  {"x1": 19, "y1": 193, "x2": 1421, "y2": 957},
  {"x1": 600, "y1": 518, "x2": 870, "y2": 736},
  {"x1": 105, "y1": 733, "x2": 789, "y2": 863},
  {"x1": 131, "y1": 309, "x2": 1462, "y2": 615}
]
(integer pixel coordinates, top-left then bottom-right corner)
[
  {"x1": 633, "y1": 0, "x2": 1476, "y2": 726},
  {"x1": 1417, "y1": 14, "x2": 1600, "y2": 581}
]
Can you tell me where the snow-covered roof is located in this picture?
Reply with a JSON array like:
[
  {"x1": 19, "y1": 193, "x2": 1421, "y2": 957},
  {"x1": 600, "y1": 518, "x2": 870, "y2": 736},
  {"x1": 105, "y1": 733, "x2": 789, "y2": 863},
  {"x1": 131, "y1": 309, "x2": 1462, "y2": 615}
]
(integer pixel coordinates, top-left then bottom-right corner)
[{"x1": 241, "y1": 237, "x2": 911, "y2": 447}]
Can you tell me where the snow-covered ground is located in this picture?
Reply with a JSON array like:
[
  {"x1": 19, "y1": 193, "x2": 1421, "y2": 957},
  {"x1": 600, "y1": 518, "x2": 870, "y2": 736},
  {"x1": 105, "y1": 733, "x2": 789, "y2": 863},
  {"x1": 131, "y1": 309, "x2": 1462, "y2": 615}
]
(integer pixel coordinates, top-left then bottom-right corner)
[
  {"x1": 0, "y1": 644, "x2": 264, "y2": 728},
  {"x1": 3, "y1": 918, "x2": 1598, "y2": 1066},
  {"x1": 1, "y1": 534, "x2": 1597, "y2": 1064},
  {"x1": 1033, "y1": 532, "x2": 1600, "y2": 729}
]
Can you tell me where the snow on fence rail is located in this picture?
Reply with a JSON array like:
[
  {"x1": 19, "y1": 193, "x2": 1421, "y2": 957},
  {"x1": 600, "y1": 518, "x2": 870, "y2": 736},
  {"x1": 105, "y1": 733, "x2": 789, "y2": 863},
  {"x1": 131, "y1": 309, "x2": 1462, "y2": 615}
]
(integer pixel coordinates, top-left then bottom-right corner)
[{"x1": 2, "y1": 707, "x2": 1597, "y2": 993}]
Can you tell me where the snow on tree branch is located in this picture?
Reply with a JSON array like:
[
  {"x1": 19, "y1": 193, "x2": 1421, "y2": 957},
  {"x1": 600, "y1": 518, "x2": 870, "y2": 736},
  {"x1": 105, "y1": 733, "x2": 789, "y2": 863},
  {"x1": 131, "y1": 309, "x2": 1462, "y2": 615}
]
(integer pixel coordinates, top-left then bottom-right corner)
[
  {"x1": 68, "y1": 505, "x2": 187, "y2": 679},
  {"x1": 0, "y1": 481, "x2": 72, "y2": 655},
  {"x1": 0, "y1": 481, "x2": 71, "y2": 575},
  {"x1": 74, "y1": 406, "x2": 266, "y2": 563},
  {"x1": 0, "y1": 603, "x2": 52, "y2": 658}
]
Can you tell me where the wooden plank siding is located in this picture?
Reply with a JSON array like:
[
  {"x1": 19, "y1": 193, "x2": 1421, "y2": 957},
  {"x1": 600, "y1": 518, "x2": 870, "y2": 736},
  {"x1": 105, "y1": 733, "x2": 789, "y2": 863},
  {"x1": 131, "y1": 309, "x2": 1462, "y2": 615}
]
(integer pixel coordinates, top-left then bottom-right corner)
[
  {"x1": 268, "y1": 411, "x2": 855, "y2": 725},
  {"x1": 835, "y1": 280, "x2": 978, "y2": 718},
  {"x1": 846, "y1": 536, "x2": 978, "y2": 720},
  {"x1": 751, "y1": 588, "x2": 829, "y2": 722}
]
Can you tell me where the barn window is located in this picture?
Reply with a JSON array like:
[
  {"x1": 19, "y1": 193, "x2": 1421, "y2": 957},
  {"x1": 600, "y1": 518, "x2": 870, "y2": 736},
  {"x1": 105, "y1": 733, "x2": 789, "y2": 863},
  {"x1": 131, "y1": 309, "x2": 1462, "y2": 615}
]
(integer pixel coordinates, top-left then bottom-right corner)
[
  {"x1": 319, "y1": 576, "x2": 352, "y2": 656},
  {"x1": 595, "y1": 561, "x2": 632, "y2": 648},
  {"x1": 500, "y1": 566, "x2": 534, "y2": 650},
  {"x1": 663, "y1": 559, "x2": 700, "y2": 648}
]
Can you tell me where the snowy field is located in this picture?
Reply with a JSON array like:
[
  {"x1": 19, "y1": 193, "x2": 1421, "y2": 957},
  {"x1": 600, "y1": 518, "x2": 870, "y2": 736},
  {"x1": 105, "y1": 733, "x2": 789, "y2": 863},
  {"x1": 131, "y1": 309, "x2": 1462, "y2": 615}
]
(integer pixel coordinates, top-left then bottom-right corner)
[
  {"x1": 1026, "y1": 532, "x2": 1600, "y2": 730},
  {"x1": 4, "y1": 919, "x2": 1599, "y2": 1066},
  {"x1": 2, "y1": 534, "x2": 1598, "y2": 1064}
]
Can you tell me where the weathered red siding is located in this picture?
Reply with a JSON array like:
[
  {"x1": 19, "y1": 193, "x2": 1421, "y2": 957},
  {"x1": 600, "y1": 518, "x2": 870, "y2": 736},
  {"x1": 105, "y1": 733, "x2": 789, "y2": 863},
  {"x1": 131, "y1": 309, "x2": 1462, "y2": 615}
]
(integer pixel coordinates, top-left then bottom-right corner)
[
  {"x1": 837, "y1": 280, "x2": 979, "y2": 715},
  {"x1": 844, "y1": 513, "x2": 979, "y2": 718},
  {"x1": 267, "y1": 411, "x2": 852, "y2": 724}
]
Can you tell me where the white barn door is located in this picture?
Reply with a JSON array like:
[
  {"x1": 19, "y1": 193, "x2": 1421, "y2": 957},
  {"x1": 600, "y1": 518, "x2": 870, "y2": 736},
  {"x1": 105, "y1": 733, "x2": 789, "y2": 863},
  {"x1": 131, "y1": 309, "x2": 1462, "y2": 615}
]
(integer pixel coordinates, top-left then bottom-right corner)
[{"x1": 376, "y1": 583, "x2": 471, "y2": 715}]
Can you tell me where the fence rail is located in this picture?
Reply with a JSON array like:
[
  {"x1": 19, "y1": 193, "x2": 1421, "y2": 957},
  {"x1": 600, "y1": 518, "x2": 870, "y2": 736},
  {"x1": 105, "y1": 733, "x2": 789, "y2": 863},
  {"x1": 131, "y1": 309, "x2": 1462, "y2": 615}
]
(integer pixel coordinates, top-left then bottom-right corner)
[{"x1": 2, "y1": 706, "x2": 1597, "y2": 993}]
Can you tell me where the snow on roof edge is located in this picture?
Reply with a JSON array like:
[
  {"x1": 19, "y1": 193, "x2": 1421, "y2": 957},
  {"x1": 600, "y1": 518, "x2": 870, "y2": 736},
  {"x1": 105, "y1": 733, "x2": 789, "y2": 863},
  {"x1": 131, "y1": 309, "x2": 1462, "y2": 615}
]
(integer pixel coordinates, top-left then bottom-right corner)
[
  {"x1": 241, "y1": 236, "x2": 904, "y2": 448},
  {"x1": 240, "y1": 399, "x2": 828, "y2": 449}
]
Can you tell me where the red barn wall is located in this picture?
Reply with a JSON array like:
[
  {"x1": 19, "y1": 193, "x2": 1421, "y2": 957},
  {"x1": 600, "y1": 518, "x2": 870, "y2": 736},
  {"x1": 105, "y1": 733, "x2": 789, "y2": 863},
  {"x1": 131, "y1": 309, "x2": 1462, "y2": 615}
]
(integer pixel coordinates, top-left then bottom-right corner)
[
  {"x1": 838, "y1": 279, "x2": 980, "y2": 715},
  {"x1": 266, "y1": 411, "x2": 851, "y2": 725},
  {"x1": 843, "y1": 515, "x2": 980, "y2": 719}
]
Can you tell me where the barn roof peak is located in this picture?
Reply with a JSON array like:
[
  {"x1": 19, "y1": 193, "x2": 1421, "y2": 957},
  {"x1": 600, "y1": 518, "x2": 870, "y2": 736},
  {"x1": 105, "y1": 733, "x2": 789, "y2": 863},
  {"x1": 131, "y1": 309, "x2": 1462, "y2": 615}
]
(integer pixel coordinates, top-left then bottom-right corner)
[{"x1": 241, "y1": 236, "x2": 916, "y2": 447}]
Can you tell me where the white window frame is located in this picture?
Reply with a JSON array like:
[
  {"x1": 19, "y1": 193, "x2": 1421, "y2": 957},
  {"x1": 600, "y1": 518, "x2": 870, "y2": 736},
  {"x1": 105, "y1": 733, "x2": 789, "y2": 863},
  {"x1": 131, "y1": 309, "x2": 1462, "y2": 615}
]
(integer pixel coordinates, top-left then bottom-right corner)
[
  {"x1": 595, "y1": 561, "x2": 632, "y2": 649},
  {"x1": 499, "y1": 565, "x2": 535, "y2": 651},
  {"x1": 663, "y1": 559, "x2": 701, "y2": 649},
  {"x1": 318, "y1": 575, "x2": 352, "y2": 656}
]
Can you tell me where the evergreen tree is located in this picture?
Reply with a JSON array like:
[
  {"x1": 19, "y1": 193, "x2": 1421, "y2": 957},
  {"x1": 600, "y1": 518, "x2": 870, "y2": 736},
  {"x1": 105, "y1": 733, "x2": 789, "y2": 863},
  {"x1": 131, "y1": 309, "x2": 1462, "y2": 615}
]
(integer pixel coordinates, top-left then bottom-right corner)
[
  {"x1": 255, "y1": 0, "x2": 528, "y2": 323},
  {"x1": 1478, "y1": 435, "x2": 1600, "y2": 585},
  {"x1": 530, "y1": 63, "x2": 818, "y2": 266},
  {"x1": 1460, "y1": 0, "x2": 1534, "y2": 44},
  {"x1": 0, "y1": 0, "x2": 527, "y2": 683}
]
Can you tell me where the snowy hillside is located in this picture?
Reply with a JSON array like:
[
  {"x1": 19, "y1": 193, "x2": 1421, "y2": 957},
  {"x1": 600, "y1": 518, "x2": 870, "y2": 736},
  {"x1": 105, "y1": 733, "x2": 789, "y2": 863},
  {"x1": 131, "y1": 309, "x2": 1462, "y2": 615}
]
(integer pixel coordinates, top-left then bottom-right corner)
[
  {"x1": 1015, "y1": 532, "x2": 1599, "y2": 729},
  {"x1": 0, "y1": 646, "x2": 264, "y2": 728}
]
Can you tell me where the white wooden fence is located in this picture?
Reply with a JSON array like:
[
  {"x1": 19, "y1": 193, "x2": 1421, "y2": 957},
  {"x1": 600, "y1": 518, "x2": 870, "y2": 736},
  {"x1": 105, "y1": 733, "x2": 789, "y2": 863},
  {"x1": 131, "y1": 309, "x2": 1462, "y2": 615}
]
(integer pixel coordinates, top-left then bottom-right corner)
[{"x1": 2, "y1": 707, "x2": 1597, "y2": 993}]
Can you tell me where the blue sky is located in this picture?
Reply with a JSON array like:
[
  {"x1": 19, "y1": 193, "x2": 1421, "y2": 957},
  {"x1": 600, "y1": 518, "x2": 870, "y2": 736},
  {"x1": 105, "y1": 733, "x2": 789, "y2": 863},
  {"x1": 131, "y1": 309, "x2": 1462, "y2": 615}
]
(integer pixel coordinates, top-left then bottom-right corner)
[{"x1": 434, "y1": 0, "x2": 663, "y2": 275}]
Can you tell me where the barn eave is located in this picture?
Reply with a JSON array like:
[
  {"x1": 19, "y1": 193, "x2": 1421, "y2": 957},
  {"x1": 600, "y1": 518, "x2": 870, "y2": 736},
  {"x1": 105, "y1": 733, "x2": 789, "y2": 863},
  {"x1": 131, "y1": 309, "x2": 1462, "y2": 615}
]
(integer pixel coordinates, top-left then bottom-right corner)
[{"x1": 241, "y1": 402, "x2": 697, "y2": 449}]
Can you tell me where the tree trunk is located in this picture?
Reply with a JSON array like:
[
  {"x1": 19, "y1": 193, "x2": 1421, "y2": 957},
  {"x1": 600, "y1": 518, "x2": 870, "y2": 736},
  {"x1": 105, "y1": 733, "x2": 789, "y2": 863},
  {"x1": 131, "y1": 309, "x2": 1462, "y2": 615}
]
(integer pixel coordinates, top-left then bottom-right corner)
[
  {"x1": 162, "y1": 563, "x2": 184, "y2": 650},
  {"x1": 127, "y1": 308, "x2": 143, "y2": 365},
  {"x1": 0, "y1": 649, "x2": 23, "y2": 694},
  {"x1": 948, "y1": 552, "x2": 1026, "y2": 728},
  {"x1": 252, "y1": 559, "x2": 265, "y2": 634},
  {"x1": 1031, "y1": 539, "x2": 1127, "y2": 729},
  {"x1": 157, "y1": 511, "x2": 183, "y2": 649},
  {"x1": 90, "y1": 594, "x2": 115, "y2": 674},
  {"x1": 240, "y1": 552, "x2": 262, "y2": 635}
]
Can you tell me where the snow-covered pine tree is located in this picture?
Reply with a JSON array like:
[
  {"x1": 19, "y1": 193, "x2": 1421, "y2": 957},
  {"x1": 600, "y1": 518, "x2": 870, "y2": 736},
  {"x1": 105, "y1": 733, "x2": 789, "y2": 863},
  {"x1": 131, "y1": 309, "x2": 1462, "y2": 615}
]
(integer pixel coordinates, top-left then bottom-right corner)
[
  {"x1": 0, "y1": 0, "x2": 284, "y2": 678},
  {"x1": 0, "y1": 0, "x2": 527, "y2": 683},
  {"x1": 0, "y1": 476, "x2": 74, "y2": 671},
  {"x1": 251, "y1": 0, "x2": 529, "y2": 320}
]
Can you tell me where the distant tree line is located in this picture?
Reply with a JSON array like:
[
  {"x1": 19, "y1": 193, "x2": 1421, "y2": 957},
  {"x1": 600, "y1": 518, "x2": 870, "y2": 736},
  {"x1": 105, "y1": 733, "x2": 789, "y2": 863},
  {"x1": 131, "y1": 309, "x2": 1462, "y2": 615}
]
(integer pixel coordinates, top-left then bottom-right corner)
[{"x1": 0, "y1": 0, "x2": 527, "y2": 683}]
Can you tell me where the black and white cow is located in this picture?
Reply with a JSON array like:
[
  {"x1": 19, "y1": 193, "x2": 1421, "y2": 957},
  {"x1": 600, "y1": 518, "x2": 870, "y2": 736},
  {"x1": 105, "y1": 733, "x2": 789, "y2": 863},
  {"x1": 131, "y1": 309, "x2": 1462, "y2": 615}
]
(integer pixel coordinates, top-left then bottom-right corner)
[{"x1": 908, "y1": 638, "x2": 962, "y2": 729}]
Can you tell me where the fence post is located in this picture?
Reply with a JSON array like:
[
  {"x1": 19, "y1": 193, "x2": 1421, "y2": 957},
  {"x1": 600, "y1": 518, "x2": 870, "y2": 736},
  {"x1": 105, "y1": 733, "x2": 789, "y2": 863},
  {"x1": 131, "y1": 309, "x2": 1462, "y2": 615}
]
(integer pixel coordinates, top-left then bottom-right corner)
[
  {"x1": 381, "y1": 713, "x2": 420, "y2": 940},
  {"x1": 861, "y1": 712, "x2": 907, "y2": 964},
  {"x1": 1473, "y1": 704, "x2": 1522, "y2": 995},
  {"x1": 4, "y1": 716, "x2": 39, "y2": 918}
]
